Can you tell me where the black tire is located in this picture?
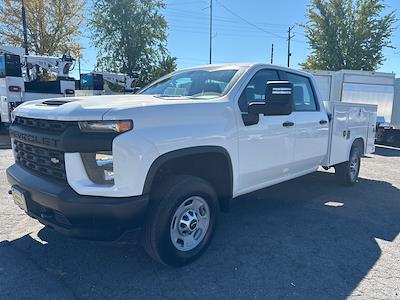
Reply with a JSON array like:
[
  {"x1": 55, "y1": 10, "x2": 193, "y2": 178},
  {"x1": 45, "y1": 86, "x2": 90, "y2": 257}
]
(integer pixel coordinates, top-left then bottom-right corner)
[
  {"x1": 335, "y1": 145, "x2": 361, "y2": 186},
  {"x1": 142, "y1": 175, "x2": 219, "y2": 267}
]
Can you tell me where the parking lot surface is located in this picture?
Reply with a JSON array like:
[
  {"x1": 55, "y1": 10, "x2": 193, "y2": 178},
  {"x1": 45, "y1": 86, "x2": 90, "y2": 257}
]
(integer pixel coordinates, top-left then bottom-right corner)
[{"x1": 0, "y1": 135, "x2": 399, "y2": 299}]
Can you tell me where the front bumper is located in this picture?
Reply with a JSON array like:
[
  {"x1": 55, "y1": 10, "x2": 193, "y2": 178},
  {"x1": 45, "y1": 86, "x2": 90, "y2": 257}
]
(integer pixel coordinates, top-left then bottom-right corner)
[{"x1": 7, "y1": 164, "x2": 149, "y2": 240}]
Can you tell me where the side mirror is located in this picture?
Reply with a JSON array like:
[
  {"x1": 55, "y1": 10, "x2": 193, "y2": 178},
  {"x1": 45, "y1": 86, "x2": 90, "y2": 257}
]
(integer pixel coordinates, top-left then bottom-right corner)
[{"x1": 248, "y1": 81, "x2": 293, "y2": 116}]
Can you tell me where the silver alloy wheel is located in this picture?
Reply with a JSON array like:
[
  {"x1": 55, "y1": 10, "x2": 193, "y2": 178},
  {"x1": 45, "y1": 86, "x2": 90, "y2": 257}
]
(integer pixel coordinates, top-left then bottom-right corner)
[
  {"x1": 170, "y1": 196, "x2": 210, "y2": 252},
  {"x1": 349, "y1": 151, "x2": 360, "y2": 181}
]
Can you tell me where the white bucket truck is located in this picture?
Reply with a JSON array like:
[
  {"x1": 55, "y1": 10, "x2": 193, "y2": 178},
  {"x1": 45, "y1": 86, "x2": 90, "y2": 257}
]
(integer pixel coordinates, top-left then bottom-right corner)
[{"x1": 0, "y1": 46, "x2": 75, "y2": 127}]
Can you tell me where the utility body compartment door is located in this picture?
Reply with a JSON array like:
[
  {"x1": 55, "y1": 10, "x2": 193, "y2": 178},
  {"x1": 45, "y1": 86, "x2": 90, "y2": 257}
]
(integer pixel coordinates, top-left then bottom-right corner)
[
  {"x1": 366, "y1": 110, "x2": 377, "y2": 154},
  {"x1": 0, "y1": 96, "x2": 10, "y2": 123},
  {"x1": 326, "y1": 103, "x2": 351, "y2": 166},
  {"x1": 0, "y1": 77, "x2": 24, "y2": 124},
  {"x1": 322, "y1": 102, "x2": 377, "y2": 167}
]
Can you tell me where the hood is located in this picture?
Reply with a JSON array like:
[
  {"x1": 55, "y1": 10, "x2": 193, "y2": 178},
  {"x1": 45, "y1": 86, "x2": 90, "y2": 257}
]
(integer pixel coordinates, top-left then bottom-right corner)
[{"x1": 13, "y1": 94, "x2": 207, "y2": 121}]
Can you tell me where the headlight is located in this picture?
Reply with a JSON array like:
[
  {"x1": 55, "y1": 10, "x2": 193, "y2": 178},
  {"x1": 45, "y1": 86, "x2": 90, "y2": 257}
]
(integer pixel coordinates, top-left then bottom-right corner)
[
  {"x1": 78, "y1": 120, "x2": 133, "y2": 133},
  {"x1": 81, "y1": 152, "x2": 114, "y2": 185}
]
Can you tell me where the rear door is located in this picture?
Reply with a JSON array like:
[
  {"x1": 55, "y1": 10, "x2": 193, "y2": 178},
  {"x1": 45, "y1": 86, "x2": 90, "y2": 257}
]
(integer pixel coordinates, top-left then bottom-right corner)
[
  {"x1": 236, "y1": 69, "x2": 296, "y2": 194},
  {"x1": 283, "y1": 72, "x2": 329, "y2": 174}
]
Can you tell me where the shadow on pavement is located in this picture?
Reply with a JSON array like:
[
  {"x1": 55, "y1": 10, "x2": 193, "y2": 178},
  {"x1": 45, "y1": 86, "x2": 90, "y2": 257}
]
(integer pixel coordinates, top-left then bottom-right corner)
[{"x1": 1, "y1": 171, "x2": 399, "y2": 299}]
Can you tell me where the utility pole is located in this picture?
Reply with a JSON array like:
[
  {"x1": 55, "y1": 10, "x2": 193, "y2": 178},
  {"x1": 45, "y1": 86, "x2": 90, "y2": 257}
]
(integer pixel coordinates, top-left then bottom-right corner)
[
  {"x1": 21, "y1": 0, "x2": 29, "y2": 55},
  {"x1": 287, "y1": 25, "x2": 295, "y2": 67},
  {"x1": 78, "y1": 57, "x2": 81, "y2": 77},
  {"x1": 21, "y1": 0, "x2": 30, "y2": 79},
  {"x1": 209, "y1": 0, "x2": 213, "y2": 64},
  {"x1": 270, "y1": 43, "x2": 274, "y2": 64}
]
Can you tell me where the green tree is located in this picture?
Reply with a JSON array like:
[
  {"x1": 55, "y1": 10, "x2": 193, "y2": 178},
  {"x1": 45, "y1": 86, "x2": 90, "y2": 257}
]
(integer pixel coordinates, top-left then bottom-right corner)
[
  {"x1": 302, "y1": 0, "x2": 396, "y2": 71},
  {"x1": 0, "y1": 0, "x2": 85, "y2": 57},
  {"x1": 90, "y1": 0, "x2": 176, "y2": 87}
]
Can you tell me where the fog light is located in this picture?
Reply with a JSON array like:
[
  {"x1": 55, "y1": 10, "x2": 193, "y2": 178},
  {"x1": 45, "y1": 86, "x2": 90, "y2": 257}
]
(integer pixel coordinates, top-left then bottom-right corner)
[
  {"x1": 81, "y1": 152, "x2": 114, "y2": 185},
  {"x1": 104, "y1": 170, "x2": 114, "y2": 182},
  {"x1": 95, "y1": 153, "x2": 114, "y2": 182},
  {"x1": 96, "y1": 153, "x2": 113, "y2": 167}
]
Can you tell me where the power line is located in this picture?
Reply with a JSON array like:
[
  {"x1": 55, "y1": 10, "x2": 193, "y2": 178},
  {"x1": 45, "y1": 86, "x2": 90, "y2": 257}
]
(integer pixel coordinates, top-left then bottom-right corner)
[
  {"x1": 166, "y1": 8, "x2": 291, "y2": 28},
  {"x1": 167, "y1": 15, "x2": 292, "y2": 33},
  {"x1": 167, "y1": 21, "x2": 290, "y2": 35},
  {"x1": 168, "y1": 23, "x2": 293, "y2": 36},
  {"x1": 167, "y1": 26, "x2": 308, "y2": 43},
  {"x1": 166, "y1": 1, "x2": 309, "y2": 65},
  {"x1": 213, "y1": 0, "x2": 287, "y2": 40}
]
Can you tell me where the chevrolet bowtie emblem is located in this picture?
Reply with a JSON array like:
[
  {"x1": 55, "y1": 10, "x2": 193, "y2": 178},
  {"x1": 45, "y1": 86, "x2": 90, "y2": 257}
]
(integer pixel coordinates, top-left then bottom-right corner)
[{"x1": 50, "y1": 157, "x2": 60, "y2": 164}]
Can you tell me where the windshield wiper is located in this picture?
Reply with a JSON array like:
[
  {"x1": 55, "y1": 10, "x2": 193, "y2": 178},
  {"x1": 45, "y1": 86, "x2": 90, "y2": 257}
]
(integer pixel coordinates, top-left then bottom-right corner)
[
  {"x1": 154, "y1": 95, "x2": 188, "y2": 99},
  {"x1": 187, "y1": 95, "x2": 221, "y2": 99}
]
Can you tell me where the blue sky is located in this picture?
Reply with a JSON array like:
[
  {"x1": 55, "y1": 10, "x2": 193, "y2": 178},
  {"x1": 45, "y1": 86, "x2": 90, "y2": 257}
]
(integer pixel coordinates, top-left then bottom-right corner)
[{"x1": 75, "y1": 0, "x2": 400, "y2": 79}]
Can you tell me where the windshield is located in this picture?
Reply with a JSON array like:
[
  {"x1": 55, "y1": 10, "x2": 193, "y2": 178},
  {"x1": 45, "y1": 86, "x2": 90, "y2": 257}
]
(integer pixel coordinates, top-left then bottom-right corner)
[{"x1": 140, "y1": 68, "x2": 240, "y2": 99}]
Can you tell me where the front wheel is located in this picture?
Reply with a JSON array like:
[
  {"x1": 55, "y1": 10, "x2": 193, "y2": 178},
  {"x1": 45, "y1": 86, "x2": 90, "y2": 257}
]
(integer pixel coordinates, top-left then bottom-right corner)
[
  {"x1": 335, "y1": 145, "x2": 361, "y2": 186},
  {"x1": 142, "y1": 175, "x2": 219, "y2": 267}
]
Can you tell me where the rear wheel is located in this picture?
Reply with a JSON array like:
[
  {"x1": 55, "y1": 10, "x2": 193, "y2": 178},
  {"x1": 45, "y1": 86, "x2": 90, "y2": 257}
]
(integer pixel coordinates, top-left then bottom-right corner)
[
  {"x1": 335, "y1": 145, "x2": 361, "y2": 186},
  {"x1": 142, "y1": 175, "x2": 219, "y2": 267}
]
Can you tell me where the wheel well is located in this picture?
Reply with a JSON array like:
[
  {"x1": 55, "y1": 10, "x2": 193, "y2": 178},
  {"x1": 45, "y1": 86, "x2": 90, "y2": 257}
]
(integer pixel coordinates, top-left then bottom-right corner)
[
  {"x1": 353, "y1": 137, "x2": 365, "y2": 154},
  {"x1": 144, "y1": 149, "x2": 233, "y2": 212}
]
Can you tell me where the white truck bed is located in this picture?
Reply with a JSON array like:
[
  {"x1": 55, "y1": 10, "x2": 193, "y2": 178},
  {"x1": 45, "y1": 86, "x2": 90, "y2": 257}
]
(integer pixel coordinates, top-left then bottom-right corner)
[{"x1": 323, "y1": 102, "x2": 377, "y2": 167}]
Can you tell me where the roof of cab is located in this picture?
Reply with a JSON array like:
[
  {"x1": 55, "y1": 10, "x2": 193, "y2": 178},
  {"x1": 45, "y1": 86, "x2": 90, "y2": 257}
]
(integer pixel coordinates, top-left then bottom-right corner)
[{"x1": 177, "y1": 63, "x2": 313, "y2": 77}]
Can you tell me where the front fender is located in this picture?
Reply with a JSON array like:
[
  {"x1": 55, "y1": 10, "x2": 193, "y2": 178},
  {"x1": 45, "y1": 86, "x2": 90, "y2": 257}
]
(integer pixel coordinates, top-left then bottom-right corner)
[
  {"x1": 142, "y1": 146, "x2": 233, "y2": 196},
  {"x1": 65, "y1": 131, "x2": 160, "y2": 197}
]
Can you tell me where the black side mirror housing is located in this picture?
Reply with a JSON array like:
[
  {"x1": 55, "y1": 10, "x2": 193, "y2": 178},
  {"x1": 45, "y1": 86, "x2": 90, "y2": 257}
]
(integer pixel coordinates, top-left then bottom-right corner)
[{"x1": 248, "y1": 81, "x2": 293, "y2": 116}]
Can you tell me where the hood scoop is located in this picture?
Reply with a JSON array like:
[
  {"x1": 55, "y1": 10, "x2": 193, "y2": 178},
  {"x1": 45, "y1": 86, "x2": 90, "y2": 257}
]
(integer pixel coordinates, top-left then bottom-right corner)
[{"x1": 39, "y1": 100, "x2": 71, "y2": 106}]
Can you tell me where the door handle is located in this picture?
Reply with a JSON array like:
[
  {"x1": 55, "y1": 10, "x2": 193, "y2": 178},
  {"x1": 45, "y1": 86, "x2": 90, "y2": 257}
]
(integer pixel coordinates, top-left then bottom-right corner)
[
  {"x1": 319, "y1": 119, "x2": 328, "y2": 125},
  {"x1": 282, "y1": 121, "x2": 294, "y2": 128}
]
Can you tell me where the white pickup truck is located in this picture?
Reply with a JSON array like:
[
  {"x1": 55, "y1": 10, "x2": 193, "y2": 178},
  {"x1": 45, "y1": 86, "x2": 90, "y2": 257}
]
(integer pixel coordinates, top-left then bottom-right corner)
[{"x1": 7, "y1": 64, "x2": 377, "y2": 266}]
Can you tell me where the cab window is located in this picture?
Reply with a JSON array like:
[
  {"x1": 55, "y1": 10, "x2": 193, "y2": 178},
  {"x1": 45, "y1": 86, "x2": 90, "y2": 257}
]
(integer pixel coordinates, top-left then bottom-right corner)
[
  {"x1": 239, "y1": 69, "x2": 279, "y2": 112},
  {"x1": 286, "y1": 73, "x2": 318, "y2": 111}
]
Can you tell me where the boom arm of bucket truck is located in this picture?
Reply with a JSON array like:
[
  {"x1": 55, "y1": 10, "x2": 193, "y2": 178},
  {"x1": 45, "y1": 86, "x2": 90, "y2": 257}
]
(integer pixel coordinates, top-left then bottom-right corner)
[
  {"x1": 93, "y1": 72, "x2": 138, "y2": 91},
  {"x1": 24, "y1": 54, "x2": 75, "y2": 79}
]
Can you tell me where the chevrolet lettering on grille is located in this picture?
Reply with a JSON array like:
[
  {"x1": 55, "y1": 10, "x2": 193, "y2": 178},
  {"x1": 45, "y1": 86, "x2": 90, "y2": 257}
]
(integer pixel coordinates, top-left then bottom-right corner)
[{"x1": 10, "y1": 129, "x2": 60, "y2": 148}]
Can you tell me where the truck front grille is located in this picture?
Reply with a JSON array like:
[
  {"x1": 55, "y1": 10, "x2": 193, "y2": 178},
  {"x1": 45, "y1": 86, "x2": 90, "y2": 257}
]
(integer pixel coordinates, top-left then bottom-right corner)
[
  {"x1": 14, "y1": 140, "x2": 66, "y2": 181},
  {"x1": 14, "y1": 116, "x2": 70, "y2": 132}
]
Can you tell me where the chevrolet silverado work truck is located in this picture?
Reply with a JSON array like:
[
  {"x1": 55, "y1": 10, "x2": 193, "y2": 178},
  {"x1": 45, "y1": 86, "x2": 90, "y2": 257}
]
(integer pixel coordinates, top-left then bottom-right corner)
[{"x1": 7, "y1": 64, "x2": 377, "y2": 266}]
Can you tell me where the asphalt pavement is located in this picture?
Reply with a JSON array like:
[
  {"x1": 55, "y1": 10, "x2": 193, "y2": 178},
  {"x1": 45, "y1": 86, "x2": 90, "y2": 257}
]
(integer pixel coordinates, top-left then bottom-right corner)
[{"x1": 0, "y1": 135, "x2": 399, "y2": 299}]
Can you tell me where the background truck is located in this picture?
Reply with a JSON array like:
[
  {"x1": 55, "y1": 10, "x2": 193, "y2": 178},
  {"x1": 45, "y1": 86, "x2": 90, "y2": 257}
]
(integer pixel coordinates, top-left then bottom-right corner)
[
  {"x1": 7, "y1": 64, "x2": 377, "y2": 266},
  {"x1": 0, "y1": 46, "x2": 75, "y2": 127},
  {"x1": 309, "y1": 69, "x2": 399, "y2": 146},
  {"x1": 75, "y1": 71, "x2": 139, "y2": 96}
]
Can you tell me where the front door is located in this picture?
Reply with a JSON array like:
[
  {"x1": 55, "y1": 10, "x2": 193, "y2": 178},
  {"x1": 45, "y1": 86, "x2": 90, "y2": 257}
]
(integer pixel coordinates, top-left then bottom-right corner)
[{"x1": 237, "y1": 69, "x2": 296, "y2": 194}]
